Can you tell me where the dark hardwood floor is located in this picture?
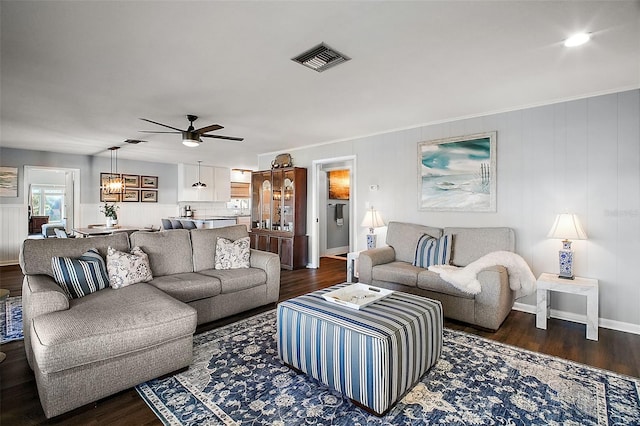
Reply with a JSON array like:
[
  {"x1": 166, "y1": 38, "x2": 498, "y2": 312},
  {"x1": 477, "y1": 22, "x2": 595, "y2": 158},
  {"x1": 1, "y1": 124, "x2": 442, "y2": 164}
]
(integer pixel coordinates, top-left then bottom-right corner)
[{"x1": 1, "y1": 258, "x2": 639, "y2": 425}]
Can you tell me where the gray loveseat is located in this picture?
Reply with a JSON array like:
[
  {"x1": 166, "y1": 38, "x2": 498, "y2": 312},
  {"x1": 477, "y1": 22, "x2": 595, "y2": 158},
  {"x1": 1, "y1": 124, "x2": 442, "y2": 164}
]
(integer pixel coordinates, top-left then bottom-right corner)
[
  {"x1": 20, "y1": 225, "x2": 280, "y2": 418},
  {"x1": 358, "y1": 221, "x2": 515, "y2": 330}
]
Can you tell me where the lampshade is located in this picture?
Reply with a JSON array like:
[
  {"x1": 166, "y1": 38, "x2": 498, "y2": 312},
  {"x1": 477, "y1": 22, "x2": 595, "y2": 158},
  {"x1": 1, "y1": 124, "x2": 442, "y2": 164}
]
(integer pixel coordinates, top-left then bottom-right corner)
[
  {"x1": 192, "y1": 161, "x2": 207, "y2": 188},
  {"x1": 361, "y1": 208, "x2": 385, "y2": 230},
  {"x1": 182, "y1": 132, "x2": 201, "y2": 147},
  {"x1": 547, "y1": 213, "x2": 587, "y2": 240}
]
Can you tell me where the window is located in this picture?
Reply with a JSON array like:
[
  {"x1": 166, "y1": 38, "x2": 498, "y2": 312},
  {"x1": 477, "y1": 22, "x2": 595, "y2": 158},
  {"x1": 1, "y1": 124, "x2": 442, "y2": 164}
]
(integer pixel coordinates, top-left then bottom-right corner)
[{"x1": 30, "y1": 185, "x2": 65, "y2": 223}]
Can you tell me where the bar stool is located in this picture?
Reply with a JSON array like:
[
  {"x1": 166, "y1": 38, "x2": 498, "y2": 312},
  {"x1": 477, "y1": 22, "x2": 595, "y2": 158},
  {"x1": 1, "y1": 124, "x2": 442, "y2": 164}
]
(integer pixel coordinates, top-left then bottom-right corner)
[
  {"x1": 161, "y1": 219, "x2": 172, "y2": 230},
  {"x1": 170, "y1": 219, "x2": 183, "y2": 229},
  {"x1": 180, "y1": 220, "x2": 197, "y2": 230}
]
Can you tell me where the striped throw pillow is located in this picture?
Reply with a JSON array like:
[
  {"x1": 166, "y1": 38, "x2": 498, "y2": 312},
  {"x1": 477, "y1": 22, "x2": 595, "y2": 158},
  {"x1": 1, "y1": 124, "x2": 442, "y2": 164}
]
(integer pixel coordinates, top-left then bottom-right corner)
[
  {"x1": 413, "y1": 234, "x2": 452, "y2": 268},
  {"x1": 51, "y1": 248, "x2": 110, "y2": 299}
]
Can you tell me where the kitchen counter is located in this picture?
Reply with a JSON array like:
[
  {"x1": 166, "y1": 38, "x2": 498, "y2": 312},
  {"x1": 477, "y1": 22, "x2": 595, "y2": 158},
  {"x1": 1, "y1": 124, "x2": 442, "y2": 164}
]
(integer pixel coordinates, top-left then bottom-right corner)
[
  {"x1": 165, "y1": 216, "x2": 250, "y2": 230},
  {"x1": 170, "y1": 215, "x2": 250, "y2": 220}
]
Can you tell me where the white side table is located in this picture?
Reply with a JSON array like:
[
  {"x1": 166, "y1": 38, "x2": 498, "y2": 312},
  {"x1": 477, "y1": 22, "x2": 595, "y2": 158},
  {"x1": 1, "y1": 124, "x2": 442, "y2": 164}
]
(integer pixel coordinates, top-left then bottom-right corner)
[
  {"x1": 346, "y1": 251, "x2": 363, "y2": 283},
  {"x1": 536, "y1": 272, "x2": 599, "y2": 341}
]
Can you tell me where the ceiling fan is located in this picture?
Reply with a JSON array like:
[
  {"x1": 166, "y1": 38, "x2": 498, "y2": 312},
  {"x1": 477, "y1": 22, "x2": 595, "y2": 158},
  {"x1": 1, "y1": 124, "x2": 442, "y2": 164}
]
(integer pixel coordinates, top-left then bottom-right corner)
[{"x1": 140, "y1": 114, "x2": 244, "y2": 147}]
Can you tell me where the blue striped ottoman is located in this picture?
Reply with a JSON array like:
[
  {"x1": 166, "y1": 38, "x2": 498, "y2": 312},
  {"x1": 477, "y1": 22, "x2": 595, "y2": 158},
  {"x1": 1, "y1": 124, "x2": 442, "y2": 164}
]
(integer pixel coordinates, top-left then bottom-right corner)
[{"x1": 276, "y1": 284, "x2": 443, "y2": 415}]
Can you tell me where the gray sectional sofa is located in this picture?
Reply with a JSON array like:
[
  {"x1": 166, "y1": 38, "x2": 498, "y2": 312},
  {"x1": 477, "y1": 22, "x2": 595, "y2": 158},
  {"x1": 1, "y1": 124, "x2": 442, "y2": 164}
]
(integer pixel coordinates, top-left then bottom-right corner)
[
  {"x1": 358, "y1": 221, "x2": 515, "y2": 330},
  {"x1": 20, "y1": 225, "x2": 280, "y2": 418}
]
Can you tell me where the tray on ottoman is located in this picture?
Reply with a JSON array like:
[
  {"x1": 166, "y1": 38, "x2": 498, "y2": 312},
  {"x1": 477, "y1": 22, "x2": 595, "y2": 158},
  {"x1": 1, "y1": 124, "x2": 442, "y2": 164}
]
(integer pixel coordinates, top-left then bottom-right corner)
[
  {"x1": 322, "y1": 283, "x2": 393, "y2": 309},
  {"x1": 276, "y1": 283, "x2": 443, "y2": 416}
]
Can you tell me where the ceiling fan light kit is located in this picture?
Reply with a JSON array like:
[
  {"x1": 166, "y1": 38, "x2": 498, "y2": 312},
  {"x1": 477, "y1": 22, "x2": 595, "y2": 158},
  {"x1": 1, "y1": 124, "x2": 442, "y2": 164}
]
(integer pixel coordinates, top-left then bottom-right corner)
[
  {"x1": 182, "y1": 132, "x2": 201, "y2": 147},
  {"x1": 140, "y1": 114, "x2": 244, "y2": 147}
]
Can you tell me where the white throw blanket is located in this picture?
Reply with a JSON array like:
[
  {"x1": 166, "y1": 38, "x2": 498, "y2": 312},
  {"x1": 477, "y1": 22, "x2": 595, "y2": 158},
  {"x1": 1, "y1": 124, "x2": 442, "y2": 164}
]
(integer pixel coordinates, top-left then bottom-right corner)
[{"x1": 428, "y1": 251, "x2": 536, "y2": 299}]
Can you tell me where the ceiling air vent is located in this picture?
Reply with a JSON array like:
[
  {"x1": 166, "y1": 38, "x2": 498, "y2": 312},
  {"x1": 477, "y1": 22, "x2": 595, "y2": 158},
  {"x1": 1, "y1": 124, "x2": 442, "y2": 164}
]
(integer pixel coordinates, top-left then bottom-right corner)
[{"x1": 292, "y1": 43, "x2": 351, "y2": 73}]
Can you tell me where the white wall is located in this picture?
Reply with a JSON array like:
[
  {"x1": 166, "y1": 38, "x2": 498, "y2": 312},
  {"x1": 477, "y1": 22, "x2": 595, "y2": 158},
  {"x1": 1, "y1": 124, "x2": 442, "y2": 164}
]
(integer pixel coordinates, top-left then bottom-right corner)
[
  {"x1": 0, "y1": 148, "x2": 180, "y2": 264},
  {"x1": 259, "y1": 89, "x2": 640, "y2": 330}
]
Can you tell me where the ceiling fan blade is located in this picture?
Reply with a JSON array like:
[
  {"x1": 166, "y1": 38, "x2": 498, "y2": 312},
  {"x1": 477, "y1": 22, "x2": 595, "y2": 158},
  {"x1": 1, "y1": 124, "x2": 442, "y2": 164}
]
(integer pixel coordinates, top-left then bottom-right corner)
[
  {"x1": 195, "y1": 124, "x2": 224, "y2": 134},
  {"x1": 139, "y1": 118, "x2": 184, "y2": 132},
  {"x1": 201, "y1": 134, "x2": 244, "y2": 142},
  {"x1": 139, "y1": 130, "x2": 181, "y2": 134}
]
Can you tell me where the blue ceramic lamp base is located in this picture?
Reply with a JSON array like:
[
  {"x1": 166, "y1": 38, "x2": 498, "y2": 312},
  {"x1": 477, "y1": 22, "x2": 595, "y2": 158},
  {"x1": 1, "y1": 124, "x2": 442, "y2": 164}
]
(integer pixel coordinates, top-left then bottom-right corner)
[
  {"x1": 558, "y1": 240, "x2": 575, "y2": 280},
  {"x1": 366, "y1": 234, "x2": 377, "y2": 250}
]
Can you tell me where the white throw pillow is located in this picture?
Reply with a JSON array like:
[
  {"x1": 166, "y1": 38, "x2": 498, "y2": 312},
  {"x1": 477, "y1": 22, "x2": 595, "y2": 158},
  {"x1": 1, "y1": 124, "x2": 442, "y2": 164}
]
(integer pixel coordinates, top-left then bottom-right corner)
[
  {"x1": 215, "y1": 236, "x2": 250, "y2": 270},
  {"x1": 107, "y1": 246, "x2": 153, "y2": 289}
]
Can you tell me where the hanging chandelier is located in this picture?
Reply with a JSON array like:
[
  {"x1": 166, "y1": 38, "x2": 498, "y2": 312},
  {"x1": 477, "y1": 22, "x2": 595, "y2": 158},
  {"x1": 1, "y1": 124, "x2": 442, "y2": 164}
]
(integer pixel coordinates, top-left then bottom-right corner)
[
  {"x1": 103, "y1": 146, "x2": 125, "y2": 195},
  {"x1": 192, "y1": 161, "x2": 207, "y2": 188}
]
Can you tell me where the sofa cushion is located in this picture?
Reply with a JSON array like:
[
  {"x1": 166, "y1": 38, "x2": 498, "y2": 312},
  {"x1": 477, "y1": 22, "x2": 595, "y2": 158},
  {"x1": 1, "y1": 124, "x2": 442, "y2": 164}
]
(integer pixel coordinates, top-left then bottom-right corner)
[
  {"x1": 386, "y1": 222, "x2": 442, "y2": 264},
  {"x1": 417, "y1": 270, "x2": 475, "y2": 299},
  {"x1": 130, "y1": 229, "x2": 194, "y2": 276},
  {"x1": 199, "y1": 267, "x2": 267, "y2": 294},
  {"x1": 30, "y1": 283, "x2": 197, "y2": 374},
  {"x1": 51, "y1": 249, "x2": 110, "y2": 299},
  {"x1": 190, "y1": 225, "x2": 249, "y2": 272},
  {"x1": 107, "y1": 246, "x2": 153, "y2": 289},
  {"x1": 20, "y1": 232, "x2": 130, "y2": 277},
  {"x1": 215, "y1": 236, "x2": 250, "y2": 269},
  {"x1": 444, "y1": 227, "x2": 515, "y2": 266},
  {"x1": 372, "y1": 261, "x2": 422, "y2": 287},
  {"x1": 413, "y1": 234, "x2": 451, "y2": 268},
  {"x1": 148, "y1": 272, "x2": 221, "y2": 303}
]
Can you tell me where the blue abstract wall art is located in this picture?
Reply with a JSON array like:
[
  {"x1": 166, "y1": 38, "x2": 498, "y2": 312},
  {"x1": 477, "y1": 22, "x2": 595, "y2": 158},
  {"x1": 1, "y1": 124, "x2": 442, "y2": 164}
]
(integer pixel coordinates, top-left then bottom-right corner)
[{"x1": 418, "y1": 132, "x2": 496, "y2": 211}]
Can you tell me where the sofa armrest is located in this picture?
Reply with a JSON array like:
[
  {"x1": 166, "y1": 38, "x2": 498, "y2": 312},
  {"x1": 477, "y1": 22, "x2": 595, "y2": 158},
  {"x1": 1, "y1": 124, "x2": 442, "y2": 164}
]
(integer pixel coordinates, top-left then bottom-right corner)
[
  {"x1": 22, "y1": 275, "x2": 70, "y2": 369},
  {"x1": 358, "y1": 247, "x2": 396, "y2": 284},
  {"x1": 250, "y1": 249, "x2": 281, "y2": 303},
  {"x1": 474, "y1": 265, "x2": 515, "y2": 330}
]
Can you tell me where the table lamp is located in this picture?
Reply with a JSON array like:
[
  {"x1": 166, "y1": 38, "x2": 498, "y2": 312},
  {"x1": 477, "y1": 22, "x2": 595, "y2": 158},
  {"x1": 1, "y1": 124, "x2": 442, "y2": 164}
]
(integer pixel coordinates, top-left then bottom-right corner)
[
  {"x1": 361, "y1": 207, "x2": 385, "y2": 249},
  {"x1": 547, "y1": 213, "x2": 587, "y2": 279}
]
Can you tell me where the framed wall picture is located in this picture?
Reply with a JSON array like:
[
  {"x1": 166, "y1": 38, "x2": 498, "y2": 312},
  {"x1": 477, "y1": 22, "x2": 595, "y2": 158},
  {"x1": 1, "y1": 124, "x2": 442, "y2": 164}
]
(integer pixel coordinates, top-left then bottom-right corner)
[
  {"x1": 328, "y1": 170, "x2": 350, "y2": 200},
  {"x1": 141, "y1": 175, "x2": 158, "y2": 189},
  {"x1": 122, "y1": 174, "x2": 140, "y2": 188},
  {"x1": 100, "y1": 191, "x2": 121, "y2": 203},
  {"x1": 141, "y1": 190, "x2": 158, "y2": 202},
  {"x1": 418, "y1": 131, "x2": 496, "y2": 212},
  {"x1": 122, "y1": 189, "x2": 140, "y2": 202},
  {"x1": 0, "y1": 166, "x2": 18, "y2": 197},
  {"x1": 100, "y1": 173, "x2": 121, "y2": 187}
]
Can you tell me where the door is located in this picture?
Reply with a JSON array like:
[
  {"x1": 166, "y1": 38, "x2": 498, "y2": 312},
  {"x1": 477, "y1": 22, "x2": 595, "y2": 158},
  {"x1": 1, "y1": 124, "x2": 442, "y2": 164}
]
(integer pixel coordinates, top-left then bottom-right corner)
[
  {"x1": 24, "y1": 166, "x2": 80, "y2": 231},
  {"x1": 311, "y1": 157, "x2": 356, "y2": 267},
  {"x1": 64, "y1": 171, "x2": 75, "y2": 232}
]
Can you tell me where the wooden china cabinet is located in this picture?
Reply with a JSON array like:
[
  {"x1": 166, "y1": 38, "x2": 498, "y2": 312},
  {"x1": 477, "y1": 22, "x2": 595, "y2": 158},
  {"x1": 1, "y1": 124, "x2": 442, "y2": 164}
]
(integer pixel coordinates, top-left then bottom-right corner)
[{"x1": 250, "y1": 167, "x2": 307, "y2": 270}]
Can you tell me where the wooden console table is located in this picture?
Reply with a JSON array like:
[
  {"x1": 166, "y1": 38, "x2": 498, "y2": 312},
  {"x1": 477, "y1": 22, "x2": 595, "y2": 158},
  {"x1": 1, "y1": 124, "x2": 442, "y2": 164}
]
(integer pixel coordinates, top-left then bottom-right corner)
[{"x1": 29, "y1": 216, "x2": 49, "y2": 234}]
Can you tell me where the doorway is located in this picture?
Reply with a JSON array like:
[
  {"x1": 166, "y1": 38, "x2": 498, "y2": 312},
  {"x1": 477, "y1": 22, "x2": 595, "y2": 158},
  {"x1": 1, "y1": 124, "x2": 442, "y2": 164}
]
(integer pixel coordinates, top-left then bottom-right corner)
[
  {"x1": 311, "y1": 156, "x2": 356, "y2": 268},
  {"x1": 24, "y1": 166, "x2": 80, "y2": 234}
]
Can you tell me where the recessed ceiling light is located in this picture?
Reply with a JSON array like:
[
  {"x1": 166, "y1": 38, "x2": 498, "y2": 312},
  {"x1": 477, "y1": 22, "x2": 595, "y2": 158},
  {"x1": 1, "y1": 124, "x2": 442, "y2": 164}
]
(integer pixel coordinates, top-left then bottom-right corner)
[{"x1": 564, "y1": 32, "x2": 591, "y2": 47}]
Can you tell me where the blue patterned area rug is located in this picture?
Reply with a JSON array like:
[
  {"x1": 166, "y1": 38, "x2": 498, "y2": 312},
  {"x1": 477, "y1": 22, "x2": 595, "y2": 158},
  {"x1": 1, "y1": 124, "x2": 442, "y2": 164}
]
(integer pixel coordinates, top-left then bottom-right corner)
[
  {"x1": 1, "y1": 296, "x2": 23, "y2": 344},
  {"x1": 137, "y1": 310, "x2": 640, "y2": 425}
]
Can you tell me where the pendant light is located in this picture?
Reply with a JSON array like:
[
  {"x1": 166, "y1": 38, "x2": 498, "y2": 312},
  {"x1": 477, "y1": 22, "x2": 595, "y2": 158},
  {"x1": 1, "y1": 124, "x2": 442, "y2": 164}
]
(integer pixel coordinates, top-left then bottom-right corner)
[
  {"x1": 103, "y1": 146, "x2": 125, "y2": 195},
  {"x1": 192, "y1": 161, "x2": 207, "y2": 188}
]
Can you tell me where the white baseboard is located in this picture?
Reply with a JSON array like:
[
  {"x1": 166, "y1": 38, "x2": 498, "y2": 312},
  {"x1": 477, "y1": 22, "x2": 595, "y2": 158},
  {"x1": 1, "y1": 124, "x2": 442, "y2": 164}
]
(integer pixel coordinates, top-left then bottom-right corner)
[
  {"x1": 513, "y1": 302, "x2": 640, "y2": 336},
  {"x1": 0, "y1": 260, "x2": 19, "y2": 266}
]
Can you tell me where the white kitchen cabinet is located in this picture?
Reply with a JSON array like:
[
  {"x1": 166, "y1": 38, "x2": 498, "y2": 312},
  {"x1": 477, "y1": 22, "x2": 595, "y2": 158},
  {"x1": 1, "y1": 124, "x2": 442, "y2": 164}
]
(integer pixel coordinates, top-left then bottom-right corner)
[
  {"x1": 214, "y1": 167, "x2": 231, "y2": 202},
  {"x1": 178, "y1": 164, "x2": 230, "y2": 202}
]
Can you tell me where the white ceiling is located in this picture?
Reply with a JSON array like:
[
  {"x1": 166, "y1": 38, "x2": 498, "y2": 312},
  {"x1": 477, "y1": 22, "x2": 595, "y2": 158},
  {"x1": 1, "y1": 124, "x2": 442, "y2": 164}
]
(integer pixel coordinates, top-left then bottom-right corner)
[{"x1": 1, "y1": 1, "x2": 638, "y2": 169}]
